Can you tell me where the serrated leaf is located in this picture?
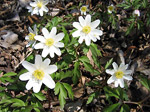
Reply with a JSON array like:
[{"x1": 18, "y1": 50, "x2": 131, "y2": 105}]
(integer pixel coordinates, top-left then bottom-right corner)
[
  {"x1": 103, "y1": 103, "x2": 120, "y2": 112},
  {"x1": 63, "y1": 83, "x2": 74, "y2": 100},
  {"x1": 79, "y1": 56, "x2": 90, "y2": 63},
  {"x1": 3, "y1": 72, "x2": 17, "y2": 77},
  {"x1": 62, "y1": 26, "x2": 70, "y2": 46},
  {"x1": 72, "y1": 61, "x2": 81, "y2": 84},
  {"x1": 82, "y1": 62, "x2": 94, "y2": 73}
]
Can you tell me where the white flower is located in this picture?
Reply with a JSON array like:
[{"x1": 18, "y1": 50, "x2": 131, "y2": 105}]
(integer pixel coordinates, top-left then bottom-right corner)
[
  {"x1": 106, "y1": 62, "x2": 133, "y2": 88},
  {"x1": 30, "y1": 0, "x2": 49, "y2": 16},
  {"x1": 19, "y1": 55, "x2": 57, "y2": 93},
  {"x1": 27, "y1": 5, "x2": 35, "y2": 15},
  {"x1": 108, "y1": 4, "x2": 115, "y2": 14},
  {"x1": 133, "y1": 9, "x2": 140, "y2": 17},
  {"x1": 34, "y1": 27, "x2": 64, "y2": 58},
  {"x1": 80, "y1": 5, "x2": 89, "y2": 15},
  {"x1": 72, "y1": 14, "x2": 103, "y2": 46},
  {"x1": 25, "y1": 24, "x2": 37, "y2": 48}
]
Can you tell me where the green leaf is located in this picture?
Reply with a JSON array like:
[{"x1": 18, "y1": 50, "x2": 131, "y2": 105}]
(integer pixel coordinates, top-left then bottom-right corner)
[
  {"x1": 103, "y1": 103, "x2": 120, "y2": 112},
  {"x1": 86, "y1": 93, "x2": 96, "y2": 104},
  {"x1": 105, "y1": 58, "x2": 113, "y2": 69},
  {"x1": 90, "y1": 43, "x2": 102, "y2": 57},
  {"x1": 139, "y1": 75, "x2": 150, "y2": 90},
  {"x1": 54, "y1": 82, "x2": 67, "y2": 109},
  {"x1": 72, "y1": 61, "x2": 81, "y2": 84},
  {"x1": 33, "y1": 92, "x2": 46, "y2": 101},
  {"x1": 79, "y1": 56, "x2": 90, "y2": 63},
  {"x1": 63, "y1": 83, "x2": 74, "y2": 100},
  {"x1": 82, "y1": 61, "x2": 94, "y2": 73},
  {"x1": 3, "y1": 72, "x2": 17, "y2": 77},
  {"x1": 10, "y1": 99, "x2": 25, "y2": 107},
  {"x1": 62, "y1": 26, "x2": 70, "y2": 46},
  {"x1": 120, "y1": 104, "x2": 130, "y2": 112}
]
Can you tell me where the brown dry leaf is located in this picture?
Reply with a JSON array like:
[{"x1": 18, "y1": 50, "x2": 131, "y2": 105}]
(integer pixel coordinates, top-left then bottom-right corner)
[
  {"x1": 73, "y1": 87, "x2": 84, "y2": 98},
  {"x1": 87, "y1": 49, "x2": 94, "y2": 66}
]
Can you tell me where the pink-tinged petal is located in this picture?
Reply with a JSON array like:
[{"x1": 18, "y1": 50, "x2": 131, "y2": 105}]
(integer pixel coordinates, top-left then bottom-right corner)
[
  {"x1": 72, "y1": 30, "x2": 81, "y2": 37},
  {"x1": 34, "y1": 43, "x2": 45, "y2": 49},
  {"x1": 22, "y1": 61, "x2": 36, "y2": 73},
  {"x1": 43, "y1": 74, "x2": 55, "y2": 89},
  {"x1": 106, "y1": 69, "x2": 115, "y2": 75},
  {"x1": 79, "y1": 16, "x2": 86, "y2": 27},
  {"x1": 45, "y1": 65, "x2": 57, "y2": 74},
  {"x1": 91, "y1": 29, "x2": 103, "y2": 36},
  {"x1": 42, "y1": 28, "x2": 49, "y2": 38},
  {"x1": 19, "y1": 72, "x2": 32, "y2": 81},
  {"x1": 73, "y1": 22, "x2": 82, "y2": 30},
  {"x1": 91, "y1": 20, "x2": 100, "y2": 29},
  {"x1": 118, "y1": 79, "x2": 124, "y2": 88},
  {"x1": 107, "y1": 75, "x2": 116, "y2": 84},
  {"x1": 54, "y1": 33, "x2": 64, "y2": 42},
  {"x1": 26, "y1": 79, "x2": 33, "y2": 90},
  {"x1": 42, "y1": 47, "x2": 49, "y2": 58},
  {"x1": 35, "y1": 55, "x2": 42, "y2": 68},
  {"x1": 123, "y1": 75, "x2": 133, "y2": 81},
  {"x1": 33, "y1": 81, "x2": 42, "y2": 93},
  {"x1": 85, "y1": 15, "x2": 91, "y2": 25},
  {"x1": 85, "y1": 35, "x2": 91, "y2": 46},
  {"x1": 39, "y1": 9, "x2": 43, "y2": 16},
  {"x1": 112, "y1": 62, "x2": 118, "y2": 71},
  {"x1": 34, "y1": 35, "x2": 45, "y2": 43},
  {"x1": 54, "y1": 42, "x2": 64, "y2": 48},
  {"x1": 50, "y1": 27, "x2": 57, "y2": 37}
]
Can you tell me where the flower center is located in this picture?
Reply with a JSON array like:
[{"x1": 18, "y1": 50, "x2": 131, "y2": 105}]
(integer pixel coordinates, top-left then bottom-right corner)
[
  {"x1": 45, "y1": 38, "x2": 54, "y2": 47},
  {"x1": 108, "y1": 6, "x2": 114, "y2": 12},
  {"x1": 115, "y1": 71, "x2": 124, "y2": 79},
  {"x1": 82, "y1": 26, "x2": 91, "y2": 34},
  {"x1": 28, "y1": 33, "x2": 35, "y2": 41},
  {"x1": 37, "y1": 2, "x2": 43, "y2": 8},
  {"x1": 81, "y1": 6, "x2": 87, "y2": 12},
  {"x1": 33, "y1": 69, "x2": 44, "y2": 80}
]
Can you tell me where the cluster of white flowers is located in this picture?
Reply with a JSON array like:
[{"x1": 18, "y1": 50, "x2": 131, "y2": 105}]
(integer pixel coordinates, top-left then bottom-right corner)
[{"x1": 22, "y1": 3, "x2": 135, "y2": 93}]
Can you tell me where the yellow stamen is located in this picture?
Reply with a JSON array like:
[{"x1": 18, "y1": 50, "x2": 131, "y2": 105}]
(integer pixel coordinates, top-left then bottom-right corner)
[
  {"x1": 37, "y1": 2, "x2": 43, "y2": 8},
  {"x1": 28, "y1": 33, "x2": 35, "y2": 41},
  {"x1": 33, "y1": 69, "x2": 44, "y2": 80},
  {"x1": 115, "y1": 71, "x2": 124, "y2": 79},
  {"x1": 108, "y1": 6, "x2": 114, "y2": 12},
  {"x1": 82, "y1": 26, "x2": 91, "y2": 34},
  {"x1": 81, "y1": 6, "x2": 87, "y2": 12},
  {"x1": 45, "y1": 38, "x2": 54, "y2": 47}
]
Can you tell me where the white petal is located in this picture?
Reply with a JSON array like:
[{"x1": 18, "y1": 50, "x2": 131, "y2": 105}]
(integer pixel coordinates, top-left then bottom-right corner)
[
  {"x1": 91, "y1": 20, "x2": 100, "y2": 28},
  {"x1": 45, "y1": 65, "x2": 57, "y2": 74},
  {"x1": 92, "y1": 29, "x2": 103, "y2": 36},
  {"x1": 123, "y1": 75, "x2": 133, "y2": 80},
  {"x1": 89, "y1": 34, "x2": 97, "y2": 42},
  {"x1": 119, "y1": 63, "x2": 127, "y2": 71},
  {"x1": 39, "y1": 9, "x2": 44, "y2": 16},
  {"x1": 72, "y1": 30, "x2": 81, "y2": 37},
  {"x1": 73, "y1": 22, "x2": 82, "y2": 30},
  {"x1": 52, "y1": 46, "x2": 61, "y2": 56},
  {"x1": 22, "y1": 61, "x2": 36, "y2": 73},
  {"x1": 30, "y1": 2, "x2": 37, "y2": 7},
  {"x1": 124, "y1": 70, "x2": 132, "y2": 75},
  {"x1": 34, "y1": 43, "x2": 45, "y2": 49},
  {"x1": 33, "y1": 24, "x2": 37, "y2": 34},
  {"x1": 54, "y1": 33, "x2": 64, "y2": 42},
  {"x1": 42, "y1": 47, "x2": 49, "y2": 58},
  {"x1": 112, "y1": 62, "x2": 118, "y2": 71},
  {"x1": 28, "y1": 27, "x2": 34, "y2": 33},
  {"x1": 43, "y1": 0, "x2": 49, "y2": 5},
  {"x1": 19, "y1": 72, "x2": 32, "y2": 81},
  {"x1": 106, "y1": 69, "x2": 115, "y2": 75},
  {"x1": 33, "y1": 81, "x2": 42, "y2": 93},
  {"x1": 78, "y1": 36, "x2": 85, "y2": 44},
  {"x1": 85, "y1": 15, "x2": 91, "y2": 25},
  {"x1": 43, "y1": 74, "x2": 55, "y2": 89},
  {"x1": 43, "y1": 58, "x2": 51, "y2": 66},
  {"x1": 54, "y1": 42, "x2": 64, "y2": 48},
  {"x1": 114, "y1": 81, "x2": 119, "y2": 87},
  {"x1": 85, "y1": 35, "x2": 91, "y2": 46},
  {"x1": 32, "y1": 7, "x2": 39, "y2": 15},
  {"x1": 79, "y1": 16, "x2": 86, "y2": 27},
  {"x1": 107, "y1": 75, "x2": 116, "y2": 84},
  {"x1": 49, "y1": 50, "x2": 55, "y2": 58},
  {"x1": 35, "y1": 55, "x2": 42, "y2": 68},
  {"x1": 42, "y1": 6, "x2": 49, "y2": 12},
  {"x1": 34, "y1": 35, "x2": 45, "y2": 43},
  {"x1": 50, "y1": 27, "x2": 57, "y2": 37},
  {"x1": 26, "y1": 79, "x2": 33, "y2": 90},
  {"x1": 42, "y1": 28, "x2": 49, "y2": 38},
  {"x1": 118, "y1": 79, "x2": 124, "y2": 88}
]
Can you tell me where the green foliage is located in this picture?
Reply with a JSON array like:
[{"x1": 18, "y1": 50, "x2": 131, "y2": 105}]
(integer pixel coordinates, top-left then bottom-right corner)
[
  {"x1": 139, "y1": 75, "x2": 150, "y2": 90},
  {"x1": 103, "y1": 103, "x2": 120, "y2": 112},
  {"x1": 105, "y1": 58, "x2": 113, "y2": 69}
]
